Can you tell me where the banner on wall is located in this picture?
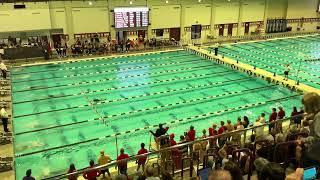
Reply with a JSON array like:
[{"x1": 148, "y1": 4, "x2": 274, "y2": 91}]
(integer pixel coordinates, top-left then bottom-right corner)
[{"x1": 191, "y1": 25, "x2": 202, "y2": 39}]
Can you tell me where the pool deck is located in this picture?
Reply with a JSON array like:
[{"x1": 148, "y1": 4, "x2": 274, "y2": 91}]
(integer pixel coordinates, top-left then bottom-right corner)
[
  {"x1": 187, "y1": 45, "x2": 320, "y2": 95},
  {"x1": 0, "y1": 79, "x2": 14, "y2": 180}
]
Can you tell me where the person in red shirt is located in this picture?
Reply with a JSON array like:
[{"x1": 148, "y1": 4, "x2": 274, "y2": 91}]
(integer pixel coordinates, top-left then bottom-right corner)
[
  {"x1": 269, "y1": 108, "x2": 277, "y2": 133},
  {"x1": 278, "y1": 107, "x2": 286, "y2": 119},
  {"x1": 136, "y1": 143, "x2": 148, "y2": 172},
  {"x1": 209, "y1": 124, "x2": 217, "y2": 136},
  {"x1": 187, "y1": 126, "x2": 196, "y2": 141},
  {"x1": 117, "y1": 148, "x2": 129, "y2": 175},
  {"x1": 218, "y1": 121, "x2": 226, "y2": 134},
  {"x1": 169, "y1": 133, "x2": 177, "y2": 146},
  {"x1": 83, "y1": 160, "x2": 101, "y2": 180},
  {"x1": 208, "y1": 124, "x2": 217, "y2": 148}
]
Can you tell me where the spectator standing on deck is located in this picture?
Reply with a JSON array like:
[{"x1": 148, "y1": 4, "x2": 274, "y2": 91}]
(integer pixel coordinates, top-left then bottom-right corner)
[
  {"x1": 242, "y1": 116, "x2": 250, "y2": 128},
  {"x1": 187, "y1": 126, "x2": 196, "y2": 142},
  {"x1": 149, "y1": 124, "x2": 169, "y2": 145},
  {"x1": 0, "y1": 107, "x2": 9, "y2": 132},
  {"x1": 208, "y1": 123, "x2": 218, "y2": 148},
  {"x1": 117, "y1": 148, "x2": 130, "y2": 175},
  {"x1": 83, "y1": 160, "x2": 101, "y2": 180},
  {"x1": 97, "y1": 150, "x2": 111, "y2": 178},
  {"x1": 0, "y1": 61, "x2": 7, "y2": 79},
  {"x1": 259, "y1": 113, "x2": 266, "y2": 124},
  {"x1": 278, "y1": 107, "x2": 286, "y2": 119},
  {"x1": 283, "y1": 64, "x2": 290, "y2": 81},
  {"x1": 269, "y1": 108, "x2": 277, "y2": 133},
  {"x1": 23, "y1": 169, "x2": 35, "y2": 180},
  {"x1": 136, "y1": 143, "x2": 148, "y2": 172},
  {"x1": 67, "y1": 164, "x2": 78, "y2": 180},
  {"x1": 291, "y1": 107, "x2": 300, "y2": 127}
]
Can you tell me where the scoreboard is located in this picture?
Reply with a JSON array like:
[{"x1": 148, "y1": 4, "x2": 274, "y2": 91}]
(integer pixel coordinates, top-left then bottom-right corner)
[{"x1": 114, "y1": 7, "x2": 149, "y2": 29}]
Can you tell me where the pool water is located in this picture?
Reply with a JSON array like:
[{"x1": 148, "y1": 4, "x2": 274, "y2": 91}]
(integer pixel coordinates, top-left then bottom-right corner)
[
  {"x1": 213, "y1": 35, "x2": 320, "y2": 89},
  {"x1": 11, "y1": 50, "x2": 302, "y2": 179}
]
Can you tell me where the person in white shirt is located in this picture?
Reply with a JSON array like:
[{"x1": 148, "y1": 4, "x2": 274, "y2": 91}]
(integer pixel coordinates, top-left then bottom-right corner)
[
  {"x1": 259, "y1": 113, "x2": 266, "y2": 124},
  {"x1": 0, "y1": 61, "x2": 7, "y2": 79},
  {"x1": 254, "y1": 119, "x2": 264, "y2": 140},
  {"x1": 0, "y1": 107, "x2": 9, "y2": 132}
]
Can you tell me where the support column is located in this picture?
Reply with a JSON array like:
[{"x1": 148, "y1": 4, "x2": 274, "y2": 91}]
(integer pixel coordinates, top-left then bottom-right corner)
[
  {"x1": 64, "y1": 1, "x2": 75, "y2": 43},
  {"x1": 210, "y1": 0, "x2": 216, "y2": 38},
  {"x1": 237, "y1": 0, "x2": 243, "y2": 36},
  {"x1": 263, "y1": 0, "x2": 270, "y2": 33}
]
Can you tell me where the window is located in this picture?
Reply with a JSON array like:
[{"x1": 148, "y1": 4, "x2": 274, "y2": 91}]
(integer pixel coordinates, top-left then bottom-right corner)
[{"x1": 156, "y1": 29, "x2": 164, "y2": 37}]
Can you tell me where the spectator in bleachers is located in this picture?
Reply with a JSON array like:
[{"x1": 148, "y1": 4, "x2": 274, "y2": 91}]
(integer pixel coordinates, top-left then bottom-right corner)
[
  {"x1": 23, "y1": 169, "x2": 35, "y2": 180},
  {"x1": 169, "y1": 133, "x2": 176, "y2": 146},
  {"x1": 269, "y1": 108, "x2": 277, "y2": 133},
  {"x1": 0, "y1": 107, "x2": 9, "y2": 132},
  {"x1": 253, "y1": 119, "x2": 264, "y2": 140},
  {"x1": 259, "y1": 113, "x2": 266, "y2": 123},
  {"x1": 136, "y1": 143, "x2": 148, "y2": 172},
  {"x1": 149, "y1": 124, "x2": 169, "y2": 146},
  {"x1": 285, "y1": 168, "x2": 304, "y2": 180},
  {"x1": 187, "y1": 125, "x2": 196, "y2": 152},
  {"x1": 187, "y1": 125, "x2": 196, "y2": 142},
  {"x1": 236, "y1": 117, "x2": 241, "y2": 127},
  {"x1": 291, "y1": 107, "x2": 300, "y2": 127},
  {"x1": 209, "y1": 123, "x2": 218, "y2": 148},
  {"x1": 209, "y1": 169, "x2": 232, "y2": 180},
  {"x1": 226, "y1": 120, "x2": 234, "y2": 133},
  {"x1": 232, "y1": 121, "x2": 244, "y2": 145},
  {"x1": 223, "y1": 161, "x2": 243, "y2": 180},
  {"x1": 178, "y1": 135, "x2": 188, "y2": 157},
  {"x1": 278, "y1": 107, "x2": 286, "y2": 119},
  {"x1": 97, "y1": 150, "x2": 111, "y2": 178},
  {"x1": 145, "y1": 166, "x2": 160, "y2": 180},
  {"x1": 242, "y1": 116, "x2": 250, "y2": 128},
  {"x1": 254, "y1": 158, "x2": 286, "y2": 180},
  {"x1": 218, "y1": 121, "x2": 228, "y2": 147},
  {"x1": 117, "y1": 148, "x2": 130, "y2": 175},
  {"x1": 0, "y1": 60, "x2": 7, "y2": 79},
  {"x1": 201, "y1": 129, "x2": 208, "y2": 150},
  {"x1": 299, "y1": 92, "x2": 320, "y2": 167},
  {"x1": 161, "y1": 171, "x2": 173, "y2": 180},
  {"x1": 83, "y1": 160, "x2": 101, "y2": 180},
  {"x1": 67, "y1": 164, "x2": 78, "y2": 180},
  {"x1": 300, "y1": 120, "x2": 310, "y2": 134}
]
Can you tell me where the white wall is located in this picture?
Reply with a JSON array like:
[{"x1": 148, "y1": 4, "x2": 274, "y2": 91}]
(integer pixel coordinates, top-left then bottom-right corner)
[
  {"x1": 214, "y1": 1, "x2": 240, "y2": 24},
  {"x1": 151, "y1": 5, "x2": 181, "y2": 29},
  {"x1": 183, "y1": 5, "x2": 211, "y2": 26},
  {"x1": 242, "y1": 0, "x2": 265, "y2": 22},
  {"x1": 286, "y1": 0, "x2": 318, "y2": 18},
  {"x1": 72, "y1": 8, "x2": 110, "y2": 34},
  {"x1": 0, "y1": 3, "x2": 51, "y2": 32},
  {"x1": 50, "y1": 8, "x2": 67, "y2": 32}
]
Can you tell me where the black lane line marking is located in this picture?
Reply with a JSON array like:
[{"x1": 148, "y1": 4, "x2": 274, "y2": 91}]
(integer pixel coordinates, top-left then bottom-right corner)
[
  {"x1": 12, "y1": 57, "x2": 203, "y2": 83},
  {"x1": 12, "y1": 54, "x2": 192, "y2": 75},
  {"x1": 15, "y1": 94, "x2": 301, "y2": 157},
  {"x1": 13, "y1": 70, "x2": 233, "y2": 105},
  {"x1": 14, "y1": 76, "x2": 252, "y2": 118},
  {"x1": 13, "y1": 64, "x2": 215, "y2": 92},
  {"x1": 15, "y1": 84, "x2": 275, "y2": 134},
  {"x1": 222, "y1": 48, "x2": 320, "y2": 85}
]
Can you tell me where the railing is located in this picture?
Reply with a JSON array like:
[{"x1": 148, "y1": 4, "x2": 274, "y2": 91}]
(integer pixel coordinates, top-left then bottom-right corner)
[{"x1": 42, "y1": 115, "x2": 301, "y2": 180}]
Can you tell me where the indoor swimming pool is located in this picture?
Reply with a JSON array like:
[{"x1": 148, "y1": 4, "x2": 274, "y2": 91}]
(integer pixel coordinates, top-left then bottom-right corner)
[{"x1": 11, "y1": 50, "x2": 302, "y2": 179}]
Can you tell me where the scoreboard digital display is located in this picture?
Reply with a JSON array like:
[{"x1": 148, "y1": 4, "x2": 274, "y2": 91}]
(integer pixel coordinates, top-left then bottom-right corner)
[{"x1": 114, "y1": 7, "x2": 149, "y2": 29}]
